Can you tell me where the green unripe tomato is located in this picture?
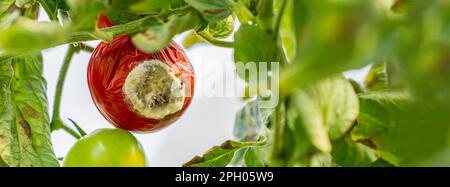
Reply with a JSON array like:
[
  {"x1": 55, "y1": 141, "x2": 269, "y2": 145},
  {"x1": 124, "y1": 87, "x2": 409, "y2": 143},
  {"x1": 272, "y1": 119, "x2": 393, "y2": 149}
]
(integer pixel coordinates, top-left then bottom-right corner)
[{"x1": 63, "y1": 128, "x2": 148, "y2": 167}]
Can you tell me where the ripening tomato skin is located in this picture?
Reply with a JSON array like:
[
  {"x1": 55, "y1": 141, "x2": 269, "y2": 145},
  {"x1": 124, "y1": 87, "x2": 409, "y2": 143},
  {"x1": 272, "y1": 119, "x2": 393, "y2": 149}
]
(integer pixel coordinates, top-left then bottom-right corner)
[
  {"x1": 88, "y1": 35, "x2": 195, "y2": 132},
  {"x1": 97, "y1": 14, "x2": 113, "y2": 28},
  {"x1": 63, "y1": 128, "x2": 148, "y2": 167},
  {"x1": 89, "y1": 14, "x2": 195, "y2": 132}
]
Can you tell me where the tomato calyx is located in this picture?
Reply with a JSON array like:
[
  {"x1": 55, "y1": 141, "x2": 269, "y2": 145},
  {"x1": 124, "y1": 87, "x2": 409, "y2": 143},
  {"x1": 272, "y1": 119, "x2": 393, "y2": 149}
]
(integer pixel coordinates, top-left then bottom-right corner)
[{"x1": 123, "y1": 59, "x2": 186, "y2": 120}]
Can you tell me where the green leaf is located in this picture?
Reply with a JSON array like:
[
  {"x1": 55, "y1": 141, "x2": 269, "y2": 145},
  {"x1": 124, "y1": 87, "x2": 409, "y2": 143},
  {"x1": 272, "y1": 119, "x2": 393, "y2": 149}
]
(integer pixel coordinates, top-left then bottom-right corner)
[
  {"x1": 66, "y1": 0, "x2": 108, "y2": 32},
  {"x1": 310, "y1": 153, "x2": 333, "y2": 167},
  {"x1": 0, "y1": 17, "x2": 69, "y2": 53},
  {"x1": 15, "y1": 0, "x2": 36, "y2": 8},
  {"x1": 56, "y1": 0, "x2": 69, "y2": 11},
  {"x1": 183, "y1": 140, "x2": 263, "y2": 167},
  {"x1": 234, "y1": 99, "x2": 273, "y2": 142},
  {"x1": 292, "y1": 76, "x2": 359, "y2": 150},
  {"x1": 0, "y1": 0, "x2": 14, "y2": 17},
  {"x1": 351, "y1": 92, "x2": 407, "y2": 142},
  {"x1": 228, "y1": 147, "x2": 246, "y2": 166},
  {"x1": 132, "y1": 20, "x2": 170, "y2": 54},
  {"x1": 0, "y1": 156, "x2": 7, "y2": 166},
  {"x1": 256, "y1": 0, "x2": 273, "y2": 31},
  {"x1": 130, "y1": 0, "x2": 170, "y2": 13},
  {"x1": 268, "y1": 102, "x2": 305, "y2": 166},
  {"x1": 202, "y1": 15, "x2": 234, "y2": 39},
  {"x1": 184, "y1": 0, "x2": 233, "y2": 23},
  {"x1": 37, "y1": 0, "x2": 59, "y2": 20},
  {"x1": 381, "y1": 2, "x2": 450, "y2": 166},
  {"x1": 232, "y1": 1, "x2": 255, "y2": 24},
  {"x1": 132, "y1": 11, "x2": 201, "y2": 53},
  {"x1": 331, "y1": 136, "x2": 377, "y2": 167},
  {"x1": 279, "y1": 0, "x2": 295, "y2": 62},
  {"x1": 365, "y1": 158, "x2": 394, "y2": 167},
  {"x1": 1, "y1": 2, "x2": 15, "y2": 26},
  {"x1": 353, "y1": 92, "x2": 450, "y2": 166},
  {"x1": 269, "y1": 77, "x2": 358, "y2": 166},
  {"x1": 234, "y1": 24, "x2": 277, "y2": 66},
  {"x1": 348, "y1": 79, "x2": 364, "y2": 94},
  {"x1": 105, "y1": 0, "x2": 143, "y2": 25},
  {"x1": 0, "y1": 54, "x2": 59, "y2": 167},
  {"x1": 244, "y1": 147, "x2": 264, "y2": 167},
  {"x1": 281, "y1": 0, "x2": 387, "y2": 92},
  {"x1": 234, "y1": 24, "x2": 278, "y2": 83},
  {"x1": 273, "y1": 77, "x2": 358, "y2": 166},
  {"x1": 364, "y1": 63, "x2": 388, "y2": 92},
  {"x1": 351, "y1": 92, "x2": 408, "y2": 161},
  {"x1": 292, "y1": 92, "x2": 331, "y2": 153},
  {"x1": 130, "y1": 0, "x2": 186, "y2": 14},
  {"x1": 182, "y1": 31, "x2": 205, "y2": 48},
  {"x1": 167, "y1": 11, "x2": 202, "y2": 35}
]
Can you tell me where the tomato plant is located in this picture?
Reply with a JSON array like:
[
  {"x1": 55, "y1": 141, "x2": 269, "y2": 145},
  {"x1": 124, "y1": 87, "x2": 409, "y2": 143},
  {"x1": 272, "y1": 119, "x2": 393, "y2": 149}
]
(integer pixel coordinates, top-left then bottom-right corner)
[
  {"x1": 0, "y1": 0, "x2": 449, "y2": 167},
  {"x1": 63, "y1": 128, "x2": 147, "y2": 167}
]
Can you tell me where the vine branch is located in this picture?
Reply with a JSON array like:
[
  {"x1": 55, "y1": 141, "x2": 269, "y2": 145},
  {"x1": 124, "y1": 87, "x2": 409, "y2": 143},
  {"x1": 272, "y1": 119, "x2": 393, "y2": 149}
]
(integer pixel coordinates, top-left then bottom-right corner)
[
  {"x1": 50, "y1": 45, "x2": 82, "y2": 139},
  {"x1": 197, "y1": 31, "x2": 234, "y2": 48}
]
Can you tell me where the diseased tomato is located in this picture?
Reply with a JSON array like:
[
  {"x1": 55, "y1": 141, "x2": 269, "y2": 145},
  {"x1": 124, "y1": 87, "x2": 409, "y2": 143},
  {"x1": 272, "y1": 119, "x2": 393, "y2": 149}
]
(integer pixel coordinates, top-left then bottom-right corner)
[
  {"x1": 88, "y1": 16, "x2": 195, "y2": 132},
  {"x1": 63, "y1": 128, "x2": 147, "y2": 167}
]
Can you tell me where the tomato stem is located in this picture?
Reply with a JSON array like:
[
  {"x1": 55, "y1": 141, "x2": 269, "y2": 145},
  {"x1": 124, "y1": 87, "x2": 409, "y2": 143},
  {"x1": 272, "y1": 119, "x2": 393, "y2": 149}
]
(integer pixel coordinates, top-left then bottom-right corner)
[
  {"x1": 64, "y1": 16, "x2": 151, "y2": 44},
  {"x1": 196, "y1": 31, "x2": 234, "y2": 48},
  {"x1": 68, "y1": 118, "x2": 87, "y2": 137},
  {"x1": 79, "y1": 43, "x2": 95, "y2": 53},
  {"x1": 37, "y1": 0, "x2": 59, "y2": 21},
  {"x1": 274, "y1": 0, "x2": 289, "y2": 65},
  {"x1": 66, "y1": 7, "x2": 194, "y2": 45},
  {"x1": 54, "y1": 118, "x2": 82, "y2": 139},
  {"x1": 50, "y1": 45, "x2": 83, "y2": 139},
  {"x1": 273, "y1": 0, "x2": 288, "y2": 38}
]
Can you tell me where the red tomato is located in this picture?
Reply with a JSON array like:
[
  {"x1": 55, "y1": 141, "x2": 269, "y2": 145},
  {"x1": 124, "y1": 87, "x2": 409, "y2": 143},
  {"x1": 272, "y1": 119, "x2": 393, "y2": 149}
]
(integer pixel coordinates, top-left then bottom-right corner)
[
  {"x1": 88, "y1": 17, "x2": 195, "y2": 132},
  {"x1": 97, "y1": 14, "x2": 114, "y2": 29}
]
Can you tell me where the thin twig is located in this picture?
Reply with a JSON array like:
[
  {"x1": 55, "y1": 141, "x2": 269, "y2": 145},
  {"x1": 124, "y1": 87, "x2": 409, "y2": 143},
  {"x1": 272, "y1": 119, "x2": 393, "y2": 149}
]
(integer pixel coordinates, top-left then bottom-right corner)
[
  {"x1": 50, "y1": 45, "x2": 82, "y2": 139},
  {"x1": 197, "y1": 32, "x2": 234, "y2": 48}
]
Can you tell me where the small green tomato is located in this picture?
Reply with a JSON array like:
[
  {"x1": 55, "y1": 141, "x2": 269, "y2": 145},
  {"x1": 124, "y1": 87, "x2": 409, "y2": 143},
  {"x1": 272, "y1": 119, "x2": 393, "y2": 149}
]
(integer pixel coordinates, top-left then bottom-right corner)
[{"x1": 63, "y1": 128, "x2": 148, "y2": 167}]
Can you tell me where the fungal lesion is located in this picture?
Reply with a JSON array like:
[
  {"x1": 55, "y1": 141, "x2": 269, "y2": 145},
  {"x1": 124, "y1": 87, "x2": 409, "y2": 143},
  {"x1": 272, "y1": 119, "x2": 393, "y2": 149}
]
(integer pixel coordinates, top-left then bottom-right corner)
[{"x1": 123, "y1": 60, "x2": 185, "y2": 120}]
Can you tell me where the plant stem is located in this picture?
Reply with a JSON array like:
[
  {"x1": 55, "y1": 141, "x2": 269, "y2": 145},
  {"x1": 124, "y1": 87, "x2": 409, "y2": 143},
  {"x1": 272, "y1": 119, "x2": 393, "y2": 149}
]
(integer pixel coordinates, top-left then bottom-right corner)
[
  {"x1": 276, "y1": 36, "x2": 289, "y2": 65},
  {"x1": 37, "y1": 0, "x2": 59, "y2": 21},
  {"x1": 54, "y1": 118, "x2": 81, "y2": 139},
  {"x1": 68, "y1": 118, "x2": 87, "y2": 137},
  {"x1": 67, "y1": 17, "x2": 147, "y2": 43},
  {"x1": 256, "y1": 0, "x2": 274, "y2": 32},
  {"x1": 274, "y1": 0, "x2": 288, "y2": 37},
  {"x1": 197, "y1": 32, "x2": 234, "y2": 48},
  {"x1": 66, "y1": 7, "x2": 194, "y2": 44},
  {"x1": 274, "y1": 0, "x2": 289, "y2": 65},
  {"x1": 79, "y1": 43, "x2": 95, "y2": 53},
  {"x1": 50, "y1": 45, "x2": 81, "y2": 139}
]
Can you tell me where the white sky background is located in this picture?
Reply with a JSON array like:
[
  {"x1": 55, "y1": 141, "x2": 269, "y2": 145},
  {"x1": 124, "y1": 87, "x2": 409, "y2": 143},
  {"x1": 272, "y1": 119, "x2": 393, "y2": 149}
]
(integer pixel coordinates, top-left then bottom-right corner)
[{"x1": 38, "y1": 8, "x2": 370, "y2": 166}]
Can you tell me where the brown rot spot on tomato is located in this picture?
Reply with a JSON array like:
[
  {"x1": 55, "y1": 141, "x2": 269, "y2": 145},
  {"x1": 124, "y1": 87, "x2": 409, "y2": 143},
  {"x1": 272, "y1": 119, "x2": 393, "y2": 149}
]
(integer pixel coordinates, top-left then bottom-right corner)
[{"x1": 123, "y1": 60, "x2": 186, "y2": 120}]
